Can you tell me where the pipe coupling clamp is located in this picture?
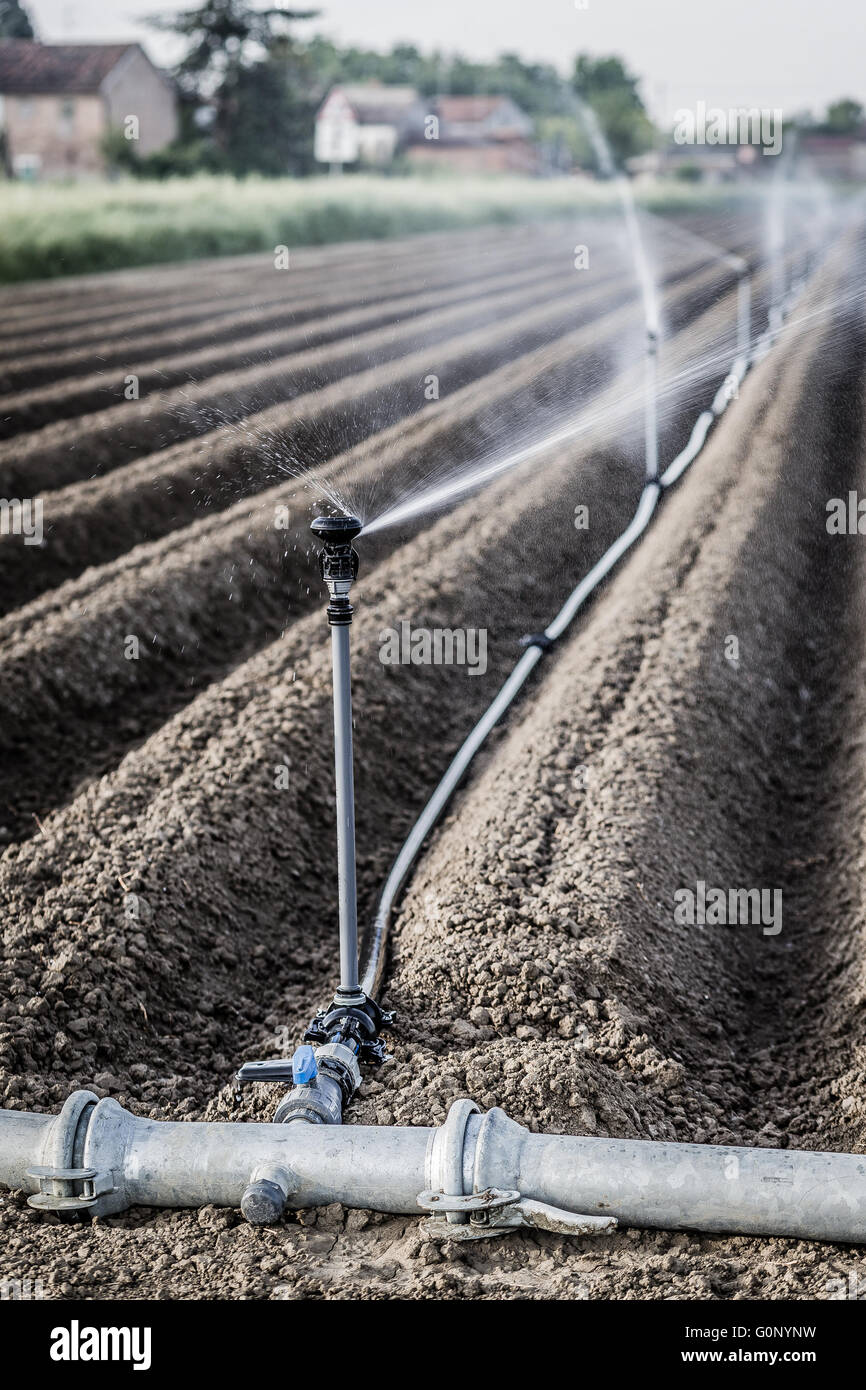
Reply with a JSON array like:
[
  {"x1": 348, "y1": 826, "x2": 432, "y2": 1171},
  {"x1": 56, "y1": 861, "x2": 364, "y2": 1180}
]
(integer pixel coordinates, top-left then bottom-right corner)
[{"x1": 420, "y1": 1100, "x2": 617, "y2": 1242}]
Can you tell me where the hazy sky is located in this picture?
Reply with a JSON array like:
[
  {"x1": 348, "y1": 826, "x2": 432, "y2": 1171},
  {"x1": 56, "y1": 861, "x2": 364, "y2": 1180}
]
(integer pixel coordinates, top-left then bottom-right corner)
[{"x1": 24, "y1": 0, "x2": 864, "y2": 125}]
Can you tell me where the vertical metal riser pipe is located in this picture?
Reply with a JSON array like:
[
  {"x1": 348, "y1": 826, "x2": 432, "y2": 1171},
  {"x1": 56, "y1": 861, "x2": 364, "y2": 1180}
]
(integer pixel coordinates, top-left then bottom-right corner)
[
  {"x1": 330, "y1": 619, "x2": 359, "y2": 997},
  {"x1": 310, "y1": 515, "x2": 365, "y2": 1008},
  {"x1": 245, "y1": 515, "x2": 392, "y2": 1135}
]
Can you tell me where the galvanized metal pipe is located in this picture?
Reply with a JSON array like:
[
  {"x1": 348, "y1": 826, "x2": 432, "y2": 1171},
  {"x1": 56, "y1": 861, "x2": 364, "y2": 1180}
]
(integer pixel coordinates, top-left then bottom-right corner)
[
  {"x1": 122, "y1": 1109, "x2": 428, "y2": 1214},
  {"x1": 4, "y1": 1094, "x2": 866, "y2": 1243},
  {"x1": 514, "y1": 1130, "x2": 866, "y2": 1243},
  {"x1": 0, "y1": 1108, "x2": 54, "y2": 1190}
]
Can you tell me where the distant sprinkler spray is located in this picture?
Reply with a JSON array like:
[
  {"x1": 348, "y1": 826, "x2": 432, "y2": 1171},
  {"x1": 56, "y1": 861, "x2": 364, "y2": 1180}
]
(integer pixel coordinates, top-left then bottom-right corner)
[
  {"x1": 767, "y1": 167, "x2": 788, "y2": 331},
  {"x1": 737, "y1": 266, "x2": 752, "y2": 361},
  {"x1": 644, "y1": 328, "x2": 659, "y2": 483},
  {"x1": 310, "y1": 514, "x2": 365, "y2": 1008},
  {"x1": 572, "y1": 93, "x2": 661, "y2": 482}
]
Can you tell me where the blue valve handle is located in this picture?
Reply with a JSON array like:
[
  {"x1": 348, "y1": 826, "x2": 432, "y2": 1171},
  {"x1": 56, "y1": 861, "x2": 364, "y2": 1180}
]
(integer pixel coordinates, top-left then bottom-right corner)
[{"x1": 292, "y1": 1044, "x2": 318, "y2": 1085}]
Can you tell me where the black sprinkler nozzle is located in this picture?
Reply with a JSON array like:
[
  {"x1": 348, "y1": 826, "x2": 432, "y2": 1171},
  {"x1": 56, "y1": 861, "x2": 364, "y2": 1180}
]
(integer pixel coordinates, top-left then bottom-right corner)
[
  {"x1": 310, "y1": 514, "x2": 363, "y2": 544},
  {"x1": 311, "y1": 515, "x2": 362, "y2": 625}
]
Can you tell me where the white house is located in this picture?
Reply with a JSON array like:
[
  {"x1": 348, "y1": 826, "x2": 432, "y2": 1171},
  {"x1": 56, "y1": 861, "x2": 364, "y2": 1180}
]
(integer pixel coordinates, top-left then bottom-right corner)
[{"x1": 314, "y1": 84, "x2": 424, "y2": 169}]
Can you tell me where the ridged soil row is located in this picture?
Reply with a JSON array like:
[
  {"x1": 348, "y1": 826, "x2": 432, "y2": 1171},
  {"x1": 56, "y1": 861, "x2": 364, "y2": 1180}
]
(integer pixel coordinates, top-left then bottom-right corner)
[
  {"x1": 0, "y1": 223, "x2": 579, "y2": 394},
  {"x1": 0, "y1": 221, "x2": 549, "y2": 341},
  {"x1": 0, "y1": 267, "x2": 754, "y2": 843},
  {"x1": 353, "y1": 240, "x2": 866, "y2": 1179},
  {"x1": 0, "y1": 257, "x2": 589, "y2": 437},
  {"x1": 0, "y1": 255, "x2": 735, "y2": 611}
]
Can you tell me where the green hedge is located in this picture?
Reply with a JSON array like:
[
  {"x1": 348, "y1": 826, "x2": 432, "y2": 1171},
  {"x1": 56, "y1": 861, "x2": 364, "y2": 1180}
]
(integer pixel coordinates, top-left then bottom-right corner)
[{"x1": 0, "y1": 174, "x2": 746, "y2": 283}]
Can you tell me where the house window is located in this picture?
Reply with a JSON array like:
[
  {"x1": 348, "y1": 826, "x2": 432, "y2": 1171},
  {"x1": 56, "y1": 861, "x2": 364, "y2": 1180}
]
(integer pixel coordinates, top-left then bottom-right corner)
[
  {"x1": 58, "y1": 99, "x2": 76, "y2": 136},
  {"x1": 18, "y1": 98, "x2": 34, "y2": 121}
]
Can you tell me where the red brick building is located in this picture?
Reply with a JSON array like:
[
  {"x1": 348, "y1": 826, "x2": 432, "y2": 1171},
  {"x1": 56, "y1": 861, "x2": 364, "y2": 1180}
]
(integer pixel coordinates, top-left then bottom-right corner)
[{"x1": 0, "y1": 41, "x2": 178, "y2": 179}]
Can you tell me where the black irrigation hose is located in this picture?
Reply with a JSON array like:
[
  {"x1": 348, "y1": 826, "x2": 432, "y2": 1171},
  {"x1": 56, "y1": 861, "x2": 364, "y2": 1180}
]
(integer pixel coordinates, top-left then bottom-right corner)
[{"x1": 359, "y1": 278, "x2": 809, "y2": 999}]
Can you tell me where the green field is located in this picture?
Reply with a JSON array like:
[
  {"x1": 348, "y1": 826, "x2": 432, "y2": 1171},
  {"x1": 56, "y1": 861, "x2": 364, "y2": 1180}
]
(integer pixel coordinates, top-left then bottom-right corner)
[{"x1": 0, "y1": 173, "x2": 742, "y2": 283}]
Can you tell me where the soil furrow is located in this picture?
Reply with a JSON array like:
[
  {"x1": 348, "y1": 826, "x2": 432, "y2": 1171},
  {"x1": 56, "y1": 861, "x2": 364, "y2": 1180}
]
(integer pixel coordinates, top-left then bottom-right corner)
[
  {"x1": 0, "y1": 257, "x2": 734, "y2": 619},
  {"x1": 0, "y1": 222, "x2": 578, "y2": 368},
  {"x1": 0, "y1": 223, "x2": 577, "y2": 392},
  {"x1": 0, "y1": 258, "x2": 585, "y2": 435},
  {"x1": 0, "y1": 262, "x2": 745, "y2": 845}
]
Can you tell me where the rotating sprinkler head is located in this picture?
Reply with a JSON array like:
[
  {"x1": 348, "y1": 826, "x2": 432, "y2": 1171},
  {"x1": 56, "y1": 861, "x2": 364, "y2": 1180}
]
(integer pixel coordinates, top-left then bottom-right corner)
[{"x1": 310, "y1": 514, "x2": 362, "y2": 627}]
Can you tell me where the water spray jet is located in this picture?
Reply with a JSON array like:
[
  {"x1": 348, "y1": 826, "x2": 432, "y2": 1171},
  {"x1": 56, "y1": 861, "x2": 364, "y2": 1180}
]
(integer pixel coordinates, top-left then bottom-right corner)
[
  {"x1": 737, "y1": 266, "x2": 752, "y2": 359},
  {"x1": 644, "y1": 328, "x2": 659, "y2": 482}
]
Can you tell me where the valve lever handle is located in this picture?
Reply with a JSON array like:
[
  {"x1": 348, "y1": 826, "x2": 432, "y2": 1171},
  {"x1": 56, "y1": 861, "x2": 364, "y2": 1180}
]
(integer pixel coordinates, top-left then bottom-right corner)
[{"x1": 416, "y1": 1188, "x2": 617, "y2": 1241}]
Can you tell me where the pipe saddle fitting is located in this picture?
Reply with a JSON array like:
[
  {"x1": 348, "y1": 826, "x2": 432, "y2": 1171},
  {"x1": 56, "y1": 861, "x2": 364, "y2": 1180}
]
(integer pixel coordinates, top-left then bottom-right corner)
[{"x1": 304, "y1": 993, "x2": 394, "y2": 1068}]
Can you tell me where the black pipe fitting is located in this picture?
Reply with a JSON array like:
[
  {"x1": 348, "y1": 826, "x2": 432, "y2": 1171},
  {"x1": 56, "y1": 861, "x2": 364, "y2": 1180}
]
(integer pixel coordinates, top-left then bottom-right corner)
[{"x1": 304, "y1": 993, "x2": 394, "y2": 1068}]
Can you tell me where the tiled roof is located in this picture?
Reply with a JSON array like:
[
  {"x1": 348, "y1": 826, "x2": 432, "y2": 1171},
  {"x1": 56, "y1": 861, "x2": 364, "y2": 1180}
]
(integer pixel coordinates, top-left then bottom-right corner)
[
  {"x1": 0, "y1": 41, "x2": 136, "y2": 94},
  {"x1": 434, "y1": 97, "x2": 510, "y2": 123},
  {"x1": 338, "y1": 85, "x2": 420, "y2": 124}
]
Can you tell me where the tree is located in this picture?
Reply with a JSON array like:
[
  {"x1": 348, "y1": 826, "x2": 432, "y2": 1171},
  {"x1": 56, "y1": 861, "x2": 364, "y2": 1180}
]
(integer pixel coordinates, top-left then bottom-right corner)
[
  {"x1": 150, "y1": 1, "x2": 317, "y2": 91},
  {"x1": 572, "y1": 54, "x2": 655, "y2": 169},
  {"x1": 218, "y1": 45, "x2": 321, "y2": 175},
  {"x1": 0, "y1": 0, "x2": 35, "y2": 38},
  {"x1": 535, "y1": 115, "x2": 593, "y2": 173},
  {"x1": 300, "y1": 40, "x2": 568, "y2": 116},
  {"x1": 824, "y1": 98, "x2": 864, "y2": 134},
  {"x1": 148, "y1": 1, "x2": 320, "y2": 174}
]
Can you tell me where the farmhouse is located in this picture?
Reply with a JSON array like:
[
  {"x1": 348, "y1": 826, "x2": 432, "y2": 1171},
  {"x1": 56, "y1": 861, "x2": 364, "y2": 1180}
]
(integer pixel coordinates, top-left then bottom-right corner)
[
  {"x1": 314, "y1": 83, "x2": 425, "y2": 168},
  {"x1": 799, "y1": 130, "x2": 866, "y2": 181},
  {"x1": 0, "y1": 41, "x2": 178, "y2": 179},
  {"x1": 314, "y1": 84, "x2": 539, "y2": 173},
  {"x1": 408, "y1": 95, "x2": 538, "y2": 173}
]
